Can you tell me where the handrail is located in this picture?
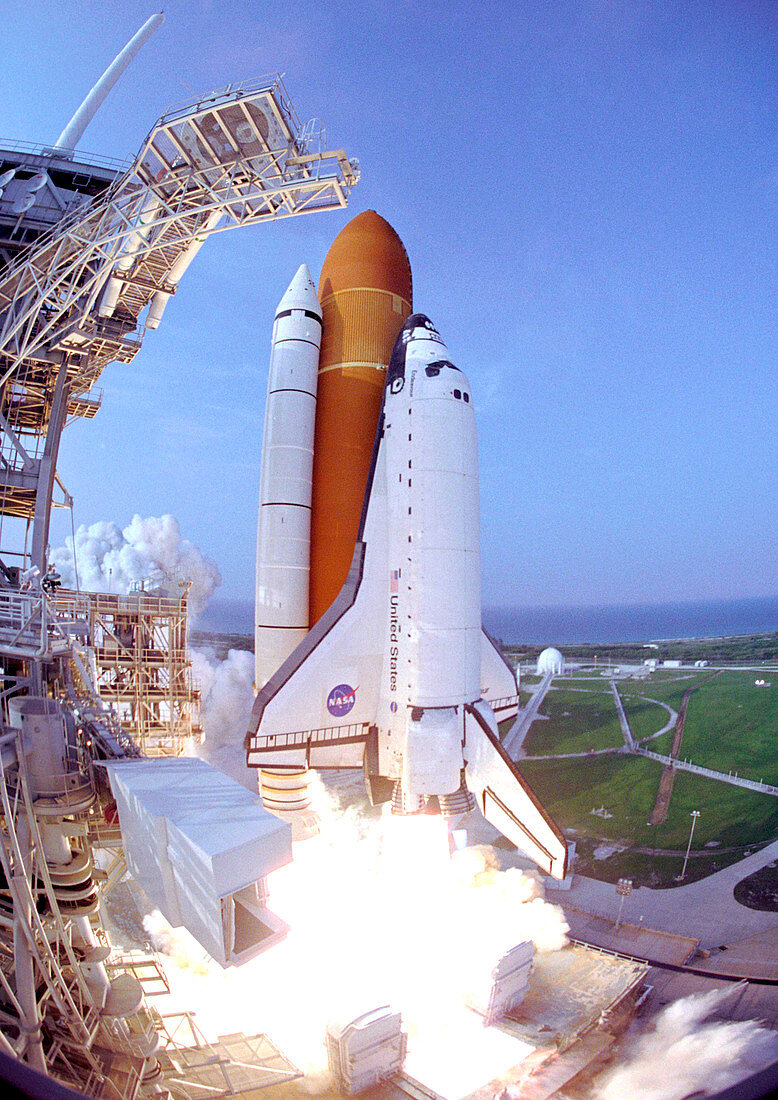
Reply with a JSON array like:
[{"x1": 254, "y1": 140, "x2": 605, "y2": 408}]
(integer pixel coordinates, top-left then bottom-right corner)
[
  {"x1": 0, "y1": 138, "x2": 129, "y2": 174},
  {"x1": 249, "y1": 720, "x2": 369, "y2": 751}
]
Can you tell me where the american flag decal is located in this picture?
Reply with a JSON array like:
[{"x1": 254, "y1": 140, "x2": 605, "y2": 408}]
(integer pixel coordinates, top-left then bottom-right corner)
[{"x1": 390, "y1": 569, "x2": 400, "y2": 593}]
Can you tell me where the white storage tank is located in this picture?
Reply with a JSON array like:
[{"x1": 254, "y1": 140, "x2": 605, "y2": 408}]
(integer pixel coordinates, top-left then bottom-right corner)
[{"x1": 536, "y1": 647, "x2": 564, "y2": 676}]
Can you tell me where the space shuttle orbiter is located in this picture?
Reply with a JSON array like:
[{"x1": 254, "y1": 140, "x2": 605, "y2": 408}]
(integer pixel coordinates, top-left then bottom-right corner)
[{"x1": 246, "y1": 313, "x2": 567, "y2": 879}]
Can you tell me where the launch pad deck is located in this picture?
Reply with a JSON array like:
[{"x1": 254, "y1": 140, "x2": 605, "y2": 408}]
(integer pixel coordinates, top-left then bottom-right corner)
[
  {"x1": 503, "y1": 941, "x2": 646, "y2": 1052},
  {"x1": 241, "y1": 942, "x2": 646, "y2": 1100}
]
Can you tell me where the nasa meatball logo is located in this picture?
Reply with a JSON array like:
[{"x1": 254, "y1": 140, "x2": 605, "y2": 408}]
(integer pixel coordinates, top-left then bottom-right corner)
[{"x1": 327, "y1": 683, "x2": 356, "y2": 717}]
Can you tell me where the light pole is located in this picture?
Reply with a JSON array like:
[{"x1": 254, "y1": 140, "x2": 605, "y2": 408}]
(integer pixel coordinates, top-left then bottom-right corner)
[
  {"x1": 679, "y1": 810, "x2": 700, "y2": 881},
  {"x1": 615, "y1": 878, "x2": 632, "y2": 932}
]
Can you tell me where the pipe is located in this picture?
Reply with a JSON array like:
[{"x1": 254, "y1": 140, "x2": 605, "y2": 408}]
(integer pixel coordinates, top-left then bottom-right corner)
[
  {"x1": 98, "y1": 193, "x2": 161, "y2": 318},
  {"x1": 144, "y1": 210, "x2": 222, "y2": 329},
  {"x1": 54, "y1": 13, "x2": 165, "y2": 152},
  {"x1": 13, "y1": 819, "x2": 45, "y2": 1074}
]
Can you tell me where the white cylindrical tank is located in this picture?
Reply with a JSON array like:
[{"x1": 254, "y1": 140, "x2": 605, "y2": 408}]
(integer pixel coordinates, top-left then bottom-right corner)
[
  {"x1": 255, "y1": 264, "x2": 322, "y2": 689},
  {"x1": 536, "y1": 646, "x2": 564, "y2": 675},
  {"x1": 54, "y1": 13, "x2": 165, "y2": 152},
  {"x1": 99, "y1": 192, "x2": 161, "y2": 318},
  {"x1": 144, "y1": 210, "x2": 221, "y2": 330}
]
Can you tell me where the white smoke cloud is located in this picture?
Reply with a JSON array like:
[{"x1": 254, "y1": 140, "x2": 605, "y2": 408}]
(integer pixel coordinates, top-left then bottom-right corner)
[
  {"x1": 189, "y1": 647, "x2": 255, "y2": 789},
  {"x1": 50, "y1": 514, "x2": 221, "y2": 613},
  {"x1": 142, "y1": 650, "x2": 570, "y2": 1094},
  {"x1": 143, "y1": 910, "x2": 210, "y2": 977},
  {"x1": 593, "y1": 986, "x2": 778, "y2": 1100}
]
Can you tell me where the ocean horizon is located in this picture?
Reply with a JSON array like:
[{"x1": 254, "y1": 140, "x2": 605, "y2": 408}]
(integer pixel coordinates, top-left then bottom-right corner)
[{"x1": 195, "y1": 594, "x2": 778, "y2": 646}]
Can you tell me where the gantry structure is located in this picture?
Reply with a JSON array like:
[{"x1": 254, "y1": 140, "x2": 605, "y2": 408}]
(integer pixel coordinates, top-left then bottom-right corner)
[
  {"x1": 53, "y1": 586, "x2": 203, "y2": 757},
  {"x1": 0, "y1": 19, "x2": 356, "y2": 1094},
  {"x1": 0, "y1": 74, "x2": 357, "y2": 578}
]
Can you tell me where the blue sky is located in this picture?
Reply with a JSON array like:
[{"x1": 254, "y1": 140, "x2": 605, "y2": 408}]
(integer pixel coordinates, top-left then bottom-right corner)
[{"x1": 5, "y1": 0, "x2": 777, "y2": 608}]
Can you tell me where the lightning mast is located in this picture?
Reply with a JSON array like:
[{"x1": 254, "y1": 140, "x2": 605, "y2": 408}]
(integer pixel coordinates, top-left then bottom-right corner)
[{"x1": 0, "y1": 15, "x2": 357, "y2": 1095}]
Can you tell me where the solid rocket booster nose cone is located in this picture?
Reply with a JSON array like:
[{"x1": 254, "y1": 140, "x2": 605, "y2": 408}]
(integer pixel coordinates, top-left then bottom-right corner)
[
  {"x1": 318, "y1": 210, "x2": 412, "y2": 302},
  {"x1": 276, "y1": 263, "x2": 321, "y2": 316}
]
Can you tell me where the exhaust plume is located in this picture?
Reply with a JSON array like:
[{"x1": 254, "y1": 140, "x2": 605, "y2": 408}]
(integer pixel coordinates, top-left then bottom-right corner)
[
  {"x1": 143, "y1": 767, "x2": 569, "y2": 1096},
  {"x1": 189, "y1": 647, "x2": 255, "y2": 788}
]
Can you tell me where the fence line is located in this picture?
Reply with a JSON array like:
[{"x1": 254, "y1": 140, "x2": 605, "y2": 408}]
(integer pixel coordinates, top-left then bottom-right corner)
[{"x1": 634, "y1": 746, "x2": 778, "y2": 796}]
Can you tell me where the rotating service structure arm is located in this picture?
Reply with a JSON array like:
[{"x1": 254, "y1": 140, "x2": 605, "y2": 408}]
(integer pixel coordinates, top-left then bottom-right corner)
[
  {"x1": 0, "y1": 75, "x2": 357, "y2": 567},
  {"x1": 0, "y1": 75, "x2": 357, "y2": 391},
  {"x1": 0, "y1": 65, "x2": 356, "y2": 1096}
]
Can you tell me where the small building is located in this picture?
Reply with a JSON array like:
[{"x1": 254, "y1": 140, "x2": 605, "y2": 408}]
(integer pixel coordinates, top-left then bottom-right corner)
[
  {"x1": 663, "y1": 659, "x2": 682, "y2": 668},
  {"x1": 537, "y1": 647, "x2": 565, "y2": 676},
  {"x1": 694, "y1": 660, "x2": 708, "y2": 668}
]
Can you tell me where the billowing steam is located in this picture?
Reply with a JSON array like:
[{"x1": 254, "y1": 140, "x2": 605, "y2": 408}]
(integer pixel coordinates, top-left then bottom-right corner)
[
  {"x1": 189, "y1": 647, "x2": 255, "y2": 788},
  {"x1": 50, "y1": 514, "x2": 221, "y2": 613},
  {"x1": 144, "y1": 773, "x2": 569, "y2": 1096},
  {"x1": 593, "y1": 986, "x2": 778, "y2": 1100},
  {"x1": 142, "y1": 911, "x2": 209, "y2": 977}
]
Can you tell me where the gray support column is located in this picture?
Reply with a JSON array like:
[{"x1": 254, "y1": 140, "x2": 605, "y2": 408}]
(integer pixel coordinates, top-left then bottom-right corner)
[{"x1": 30, "y1": 363, "x2": 69, "y2": 576}]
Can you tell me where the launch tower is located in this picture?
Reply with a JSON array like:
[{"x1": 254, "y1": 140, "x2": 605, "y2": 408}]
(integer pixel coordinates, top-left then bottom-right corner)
[{"x1": 0, "y1": 14, "x2": 357, "y2": 1096}]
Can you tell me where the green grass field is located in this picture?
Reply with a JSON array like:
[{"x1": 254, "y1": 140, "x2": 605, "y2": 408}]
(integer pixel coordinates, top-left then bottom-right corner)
[
  {"x1": 623, "y1": 671, "x2": 709, "y2": 707},
  {"x1": 507, "y1": 666, "x2": 778, "y2": 885},
  {"x1": 647, "y1": 730, "x2": 675, "y2": 754},
  {"x1": 523, "y1": 686, "x2": 624, "y2": 755},
  {"x1": 618, "y1": 694, "x2": 673, "y2": 743},
  {"x1": 518, "y1": 754, "x2": 778, "y2": 852},
  {"x1": 497, "y1": 717, "x2": 514, "y2": 740},
  {"x1": 680, "y1": 671, "x2": 778, "y2": 784}
]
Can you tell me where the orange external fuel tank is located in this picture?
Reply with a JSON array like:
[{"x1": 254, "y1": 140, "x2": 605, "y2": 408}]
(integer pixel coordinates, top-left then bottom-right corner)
[{"x1": 308, "y1": 211, "x2": 413, "y2": 625}]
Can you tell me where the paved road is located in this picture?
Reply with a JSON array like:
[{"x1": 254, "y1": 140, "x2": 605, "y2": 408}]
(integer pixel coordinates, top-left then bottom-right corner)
[
  {"x1": 639, "y1": 697, "x2": 677, "y2": 740},
  {"x1": 610, "y1": 681, "x2": 634, "y2": 749},
  {"x1": 547, "y1": 841, "x2": 778, "y2": 949},
  {"x1": 522, "y1": 746, "x2": 624, "y2": 760},
  {"x1": 503, "y1": 673, "x2": 552, "y2": 756}
]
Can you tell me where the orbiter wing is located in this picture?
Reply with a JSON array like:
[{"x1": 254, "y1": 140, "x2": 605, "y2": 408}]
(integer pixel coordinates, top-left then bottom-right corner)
[
  {"x1": 464, "y1": 700, "x2": 568, "y2": 879},
  {"x1": 481, "y1": 628, "x2": 519, "y2": 724},
  {"x1": 245, "y1": 418, "x2": 389, "y2": 772}
]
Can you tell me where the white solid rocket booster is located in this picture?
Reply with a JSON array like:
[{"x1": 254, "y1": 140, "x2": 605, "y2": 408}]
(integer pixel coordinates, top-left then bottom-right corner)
[{"x1": 255, "y1": 264, "x2": 322, "y2": 689}]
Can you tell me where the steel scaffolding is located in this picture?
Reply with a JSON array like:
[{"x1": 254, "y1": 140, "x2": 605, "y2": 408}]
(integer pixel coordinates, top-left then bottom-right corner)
[
  {"x1": 54, "y1": 588, "x2": 202, "y2": 757},
  {"x1": 0, "y1": 73, "x2": 357, "y2": 573},
  {"x1": 0, "y1": 59, "x2": 356, "y2": 1096}
]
